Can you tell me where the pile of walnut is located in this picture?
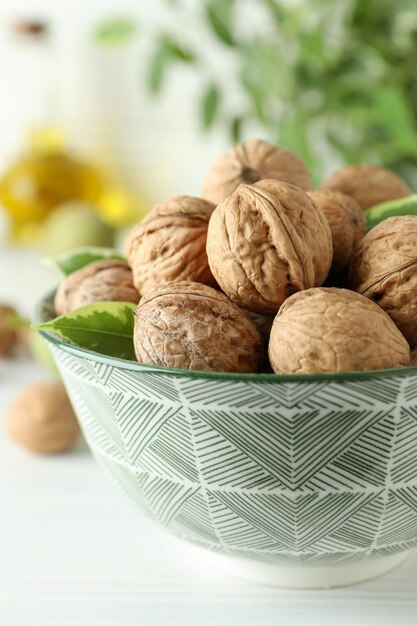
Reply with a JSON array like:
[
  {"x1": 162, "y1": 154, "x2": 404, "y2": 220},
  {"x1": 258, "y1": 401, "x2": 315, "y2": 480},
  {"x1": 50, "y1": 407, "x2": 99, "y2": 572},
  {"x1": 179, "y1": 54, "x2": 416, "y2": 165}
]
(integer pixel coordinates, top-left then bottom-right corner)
[{"x1": 56, "y1": 138, "x2": 417, "y2": 375}]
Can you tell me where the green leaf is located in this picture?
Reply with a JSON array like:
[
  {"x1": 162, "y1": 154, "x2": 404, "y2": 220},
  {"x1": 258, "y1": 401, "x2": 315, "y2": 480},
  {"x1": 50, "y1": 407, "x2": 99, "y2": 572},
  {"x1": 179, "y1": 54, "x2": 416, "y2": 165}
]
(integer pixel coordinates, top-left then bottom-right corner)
[
  {"x1": 372, "y1": 87, "x2": 417, "y2": 155},
  {"x1": 205, "y1": 0, "x2": 236, "y2": 47},
  {"x1": 262, "y1": 0, "x2": 285, "y2": 23},
  {"x1": 161, "y1": 36, "x2": 195, "y2": 62},
  {"x1": 33, "y1": 302, "x2": 137, "y2": 361},
  {"x1": 44, "y1": 247, "x2": 127, "y2": 277},
  {"x1": 148, "y1": 47, "x2": 167, "y2": 94},
  {"x1": 201, "y1": 84, "x2": 220, "y2": 128},
  {"x1": 95, "y1": 18, "x2": 138, "y2": 46},
  {"x1": 230, "y1": 117, "x2": 243, "y2": 143},
  {"x1": 277, "y1": 110, "x2": 316, "y2": 171},
  {"x1": 147, "y1": 37, "x2": 196, "y2": 94},
  {"x1": 365, "y1": 193, "x2": 417, "y2": 230}
]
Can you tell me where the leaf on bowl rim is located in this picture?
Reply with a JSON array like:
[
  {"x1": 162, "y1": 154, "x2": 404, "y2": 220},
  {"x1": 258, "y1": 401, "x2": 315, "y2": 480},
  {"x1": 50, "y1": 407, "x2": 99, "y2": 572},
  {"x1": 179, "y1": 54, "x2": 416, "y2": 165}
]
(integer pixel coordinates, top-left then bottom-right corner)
[
  {"x1": 33, "y1": 301, "x2": 137, "y2": 361},
  {"x1": 365, "y1": 194, "x2": 417, "y2": 230},
  {"x1": 44, "y1": 246, "x2": 127, "y2": 277}
]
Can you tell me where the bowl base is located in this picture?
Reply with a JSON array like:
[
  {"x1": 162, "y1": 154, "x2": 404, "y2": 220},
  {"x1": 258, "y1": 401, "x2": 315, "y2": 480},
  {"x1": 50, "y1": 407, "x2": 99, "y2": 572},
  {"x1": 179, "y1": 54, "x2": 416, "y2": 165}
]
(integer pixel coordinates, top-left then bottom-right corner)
[{"x1": 204, "y1": 551, "x2": 410, "y2": 589}]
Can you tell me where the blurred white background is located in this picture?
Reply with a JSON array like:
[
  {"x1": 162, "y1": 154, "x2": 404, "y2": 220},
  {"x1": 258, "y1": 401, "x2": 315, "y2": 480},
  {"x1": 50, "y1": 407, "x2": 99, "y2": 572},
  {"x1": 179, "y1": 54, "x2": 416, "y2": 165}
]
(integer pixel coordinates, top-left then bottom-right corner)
[{"x1": 0, "y1": 0, "x2": 232, "y2": 208}]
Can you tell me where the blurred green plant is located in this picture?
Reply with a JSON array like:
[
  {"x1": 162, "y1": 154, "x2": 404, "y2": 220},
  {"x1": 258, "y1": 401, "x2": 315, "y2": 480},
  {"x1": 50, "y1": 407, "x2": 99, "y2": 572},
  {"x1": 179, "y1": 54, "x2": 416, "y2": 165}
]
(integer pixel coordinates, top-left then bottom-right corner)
[
  {"x1": 97, "y1": 0, "x2": 417, "y2": 184},
  {"x1": 95, "y1": 17, "x2": 138, "y2": 46}
]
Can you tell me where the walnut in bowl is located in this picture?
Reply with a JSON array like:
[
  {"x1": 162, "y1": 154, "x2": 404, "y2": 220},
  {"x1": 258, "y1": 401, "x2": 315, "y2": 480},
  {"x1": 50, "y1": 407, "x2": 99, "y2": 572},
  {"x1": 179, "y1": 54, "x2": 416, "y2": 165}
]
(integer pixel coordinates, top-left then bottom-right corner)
[
  {"x1": 133, "y1": 281, "x2": 262, "y2": 373},
  {"x1": 307, "y1": 190, "x2": 366, "y2": 275},
  {"x1": 126, "y1": 195, "x2": 215, "y2": 296},
  {"x1": 203, "y1": 139, "x2": 312, "y2": 205},
  {"x1": 269, "y1": 288, "x2": 410, "y2": 374},
  {"x1": 321, "y1": 164, "x2": 411, "y2": 211},
  {"x1": 54, "y1": 259, "x2": 139, "y2": 315},
  {"x1": 206, "y1": 179, "x2": 333, "y2": 314},
  {"x1": 349, "y1": 215, "x2": 417, "y2": 345}
]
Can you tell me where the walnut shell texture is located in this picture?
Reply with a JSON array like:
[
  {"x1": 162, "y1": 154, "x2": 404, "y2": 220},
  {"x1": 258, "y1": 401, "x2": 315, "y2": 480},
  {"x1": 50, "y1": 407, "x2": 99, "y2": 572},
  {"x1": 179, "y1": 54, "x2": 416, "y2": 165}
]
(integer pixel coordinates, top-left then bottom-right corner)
[
  {"x1": 269, "y1": 288, "x2": 410, "y2": 374},
  {"x1": 203, "y1": 139, "x2": 312, "y2": 205},
  {"x1": 126, "y1": 195, "x2": 215, "y2": 296},
  {"x1": 321, "y1": 164, "x2": 411, "y2": 211},
  {"x1": 307, "y1": 190, "x2": 366, "y2": 274},
  {"x1": 0, "y1": 303, "x2": 18, "y2": 357},
  {"x1": 54, "y1": 260, "x2": 139, "y2": 316},
  {"x1": 134, "y1": 281, "x2": 262, "y2": 373},
  {"x1": 206, "y1": 179, "x2": 333, "y2": 314},
  {"x1": 5, "y1": 381, "x2": 80, "y2": 453},
  {"x1": 349, "y1": 215, "x2": 417, "y2": 345}
]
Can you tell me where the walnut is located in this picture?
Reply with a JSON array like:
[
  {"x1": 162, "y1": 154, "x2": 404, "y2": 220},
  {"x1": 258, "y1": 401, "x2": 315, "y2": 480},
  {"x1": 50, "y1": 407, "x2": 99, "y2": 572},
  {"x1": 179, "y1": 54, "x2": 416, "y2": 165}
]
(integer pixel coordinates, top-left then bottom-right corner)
[
  {"x1": 307, "y1": 190, "x2": 366, "y2": 274},
  {"x1": 269, "y1": 288, "x2": 410, "y2": 374},
  {"x1": 134, "y1": 281, "x2": 262, "y2": 373},
  {"x1": 5, "y1": 381, "x2": 80, "y2": 453},
  {"x1": 55, "y1": 259, "x2": 139, "y2": 316},
  {"x1": 0, "y1": 304, "x2": 18, "y2": 357},
  {"x1": 206, "y1": 179, "x2": 333, "y2": 314},
  {"x1": 203, "y1": 139, "x2": 312, "y2": 205},
  {"x1": 321, "y1": 164, "x2": 411, "y2": 211},
  {"x1": 126, "y1": 195, "x2": 215, "y2": 295},
  {"x1": 349, "y1": 215, "x2": 417, "y2": 345}
]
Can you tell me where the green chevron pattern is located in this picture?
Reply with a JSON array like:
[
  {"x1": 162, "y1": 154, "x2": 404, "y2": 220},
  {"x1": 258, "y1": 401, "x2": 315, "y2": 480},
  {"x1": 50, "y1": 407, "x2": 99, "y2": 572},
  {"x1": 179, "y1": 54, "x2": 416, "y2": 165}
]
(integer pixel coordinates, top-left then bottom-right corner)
[{"x1": 49, "y1": 343, "x2": 417, "y2": 566}]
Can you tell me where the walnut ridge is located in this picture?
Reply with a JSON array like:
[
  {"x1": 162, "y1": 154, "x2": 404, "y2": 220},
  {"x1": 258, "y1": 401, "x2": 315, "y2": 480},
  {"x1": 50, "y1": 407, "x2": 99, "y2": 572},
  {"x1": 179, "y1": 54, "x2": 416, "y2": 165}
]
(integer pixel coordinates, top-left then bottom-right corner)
[
  {"x1": 268, "y1": 288, "x2": 410, "y2": 374},
  {"x1": 321, "y1": 164, "x2": 411, "y2": 211},
  {"x1": 134, "y1": 281, "x2": 262, "y2": 373},
  {"x1": 349, "y1": 215, "x2": 417, "y2": 345},
  {"x1": 126, "y1": 195, "x2": 215, "y2": 296},
  {"x1": 54, "y1": 259, "x2": 139, "y2": 315},
  {"x1": 203, "y1": 139, "x2": 312, "y2": 205},
  {"x1": 206, "y1": 179, "x2": 333, "y2": 314},
  {"x1": 307, "y1": 189, "x2": 366, "y2": 274}
]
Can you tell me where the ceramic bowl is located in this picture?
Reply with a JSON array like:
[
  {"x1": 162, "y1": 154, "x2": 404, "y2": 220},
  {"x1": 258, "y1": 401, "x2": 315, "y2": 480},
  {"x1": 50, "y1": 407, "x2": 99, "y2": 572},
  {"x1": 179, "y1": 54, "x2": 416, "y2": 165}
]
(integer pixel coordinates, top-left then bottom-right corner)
[{"x1": 35, "y1": 293, "x2": 417, "y2": 588}]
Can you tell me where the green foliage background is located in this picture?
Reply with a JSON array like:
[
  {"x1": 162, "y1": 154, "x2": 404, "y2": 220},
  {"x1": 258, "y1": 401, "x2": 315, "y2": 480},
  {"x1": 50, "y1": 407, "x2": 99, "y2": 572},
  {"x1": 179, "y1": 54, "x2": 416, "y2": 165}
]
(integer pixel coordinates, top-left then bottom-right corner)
[{"x1": 98, "y1": 0, "x2": 417, "y2": 185}]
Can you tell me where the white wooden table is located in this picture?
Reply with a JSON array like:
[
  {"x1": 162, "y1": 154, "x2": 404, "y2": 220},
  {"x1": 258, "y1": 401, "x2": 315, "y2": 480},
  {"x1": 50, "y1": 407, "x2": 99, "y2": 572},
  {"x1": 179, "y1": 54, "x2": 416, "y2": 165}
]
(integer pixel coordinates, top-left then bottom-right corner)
[{"x1": 1, "y1": 247, "x2": 417, "y2": 625}]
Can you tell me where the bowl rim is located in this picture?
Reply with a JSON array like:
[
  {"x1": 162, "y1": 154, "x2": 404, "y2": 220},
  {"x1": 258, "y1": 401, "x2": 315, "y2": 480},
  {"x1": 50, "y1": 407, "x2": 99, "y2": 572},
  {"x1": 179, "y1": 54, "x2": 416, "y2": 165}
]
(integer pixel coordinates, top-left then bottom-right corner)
[{"x1": 33, "y1": 290, "x2": 417, "y2": 384}]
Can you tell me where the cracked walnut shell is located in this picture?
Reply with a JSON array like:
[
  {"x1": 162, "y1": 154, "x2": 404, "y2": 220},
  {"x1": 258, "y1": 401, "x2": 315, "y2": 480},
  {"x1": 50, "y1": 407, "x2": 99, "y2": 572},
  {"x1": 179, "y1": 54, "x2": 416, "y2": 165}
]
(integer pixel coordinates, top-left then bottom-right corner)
[
  {"x1": 307, "y1": 190, "x2": 366, "y2": 274},
  {"x1": 349, "y1": 215, "x2": 417, "y2": 345},
  {"x1": 203, "y1": 139, "x2": 312, "y2": 205},
  {"x1": 268, "y1": 288, "x2": 410, "y2": 374},
  {"x1": 134, "y1": 281, "x2": 262, "y2": 372},
  {"x1": 321, "y1": 164, "x2": 411, "y2": 211},
  {"x1": 206, "y1": 179, "x2": 333, "y2": 314},
  {"x1": 54, "y1": 259, "x2": 139, "y2": 316},
  {"x1": 126, "y1": 195, "x2": 215, "y2": 295}
]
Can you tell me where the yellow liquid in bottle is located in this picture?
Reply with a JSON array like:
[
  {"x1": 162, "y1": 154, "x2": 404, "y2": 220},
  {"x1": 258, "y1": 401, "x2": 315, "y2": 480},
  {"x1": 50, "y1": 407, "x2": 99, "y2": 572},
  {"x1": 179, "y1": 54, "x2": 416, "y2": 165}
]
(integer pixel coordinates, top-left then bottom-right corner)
[{"x1": 0, "y1": 128, "x2": 102, "y2": 241}]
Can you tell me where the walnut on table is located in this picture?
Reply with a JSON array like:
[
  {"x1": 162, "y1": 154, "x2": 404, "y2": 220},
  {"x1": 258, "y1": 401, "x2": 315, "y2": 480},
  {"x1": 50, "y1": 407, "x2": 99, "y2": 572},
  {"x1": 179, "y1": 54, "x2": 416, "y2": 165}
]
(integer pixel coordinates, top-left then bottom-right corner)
[
  {"x1": 206, "y1": 179, "x2": 333, "y2": 314},
  {"x1": 133, "y1": 281, "x2": 262, "y2": 373},
  {"x1": 203, "y1": 139, "x2": 312, "y2": 206},
  {"x1": 54, "y1": 259, "x2": 139, "y2": 315},
  {"x1": 5, "y1": 381, "x2": 80, "y2": 454},
  {"x1": 0, "y1": 303, "x2": 18, "y2": 357},
  {"x1": 268, "y1": 288, "x2": 410, "y2": 375},
  {"x1": 126, "y1": 195, "x2": 215, "y2": 297}
]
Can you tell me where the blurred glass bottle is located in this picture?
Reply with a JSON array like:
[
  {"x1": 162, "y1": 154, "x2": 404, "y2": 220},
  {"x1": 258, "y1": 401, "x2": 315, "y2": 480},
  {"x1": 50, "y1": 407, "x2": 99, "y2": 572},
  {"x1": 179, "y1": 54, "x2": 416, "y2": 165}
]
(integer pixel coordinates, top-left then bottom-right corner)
[{"x1": 0, "y1": 20, "x2": 136, "y2": 243}]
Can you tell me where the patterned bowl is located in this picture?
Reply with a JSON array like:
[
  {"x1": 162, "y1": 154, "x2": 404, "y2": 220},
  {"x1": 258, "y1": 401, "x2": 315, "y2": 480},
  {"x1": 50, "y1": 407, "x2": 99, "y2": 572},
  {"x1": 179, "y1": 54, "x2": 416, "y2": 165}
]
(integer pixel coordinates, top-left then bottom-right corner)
[{"x1": 35, "y1": 293, "x2": 417, "y2": 588}]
